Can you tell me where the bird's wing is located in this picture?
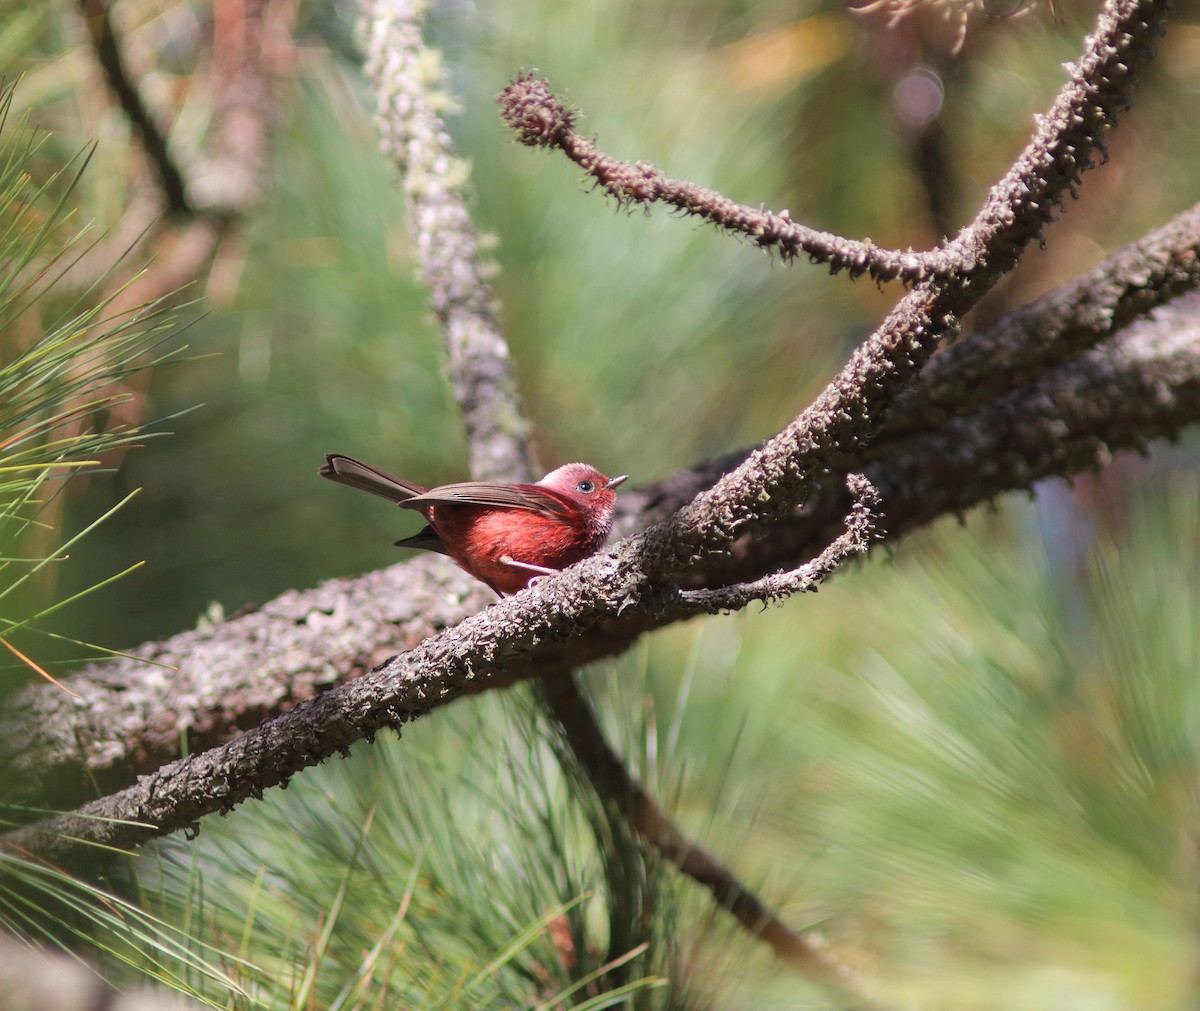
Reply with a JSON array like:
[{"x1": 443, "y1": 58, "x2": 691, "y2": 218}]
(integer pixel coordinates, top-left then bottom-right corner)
[{"x1": 402, "y1": 482, "x2": 570, "y2": 515}]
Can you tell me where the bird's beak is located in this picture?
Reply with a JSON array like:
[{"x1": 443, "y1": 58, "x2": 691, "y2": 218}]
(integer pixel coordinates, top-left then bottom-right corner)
[{"x1": 605, "y1": 475, "x2": 628, "y2": 490}]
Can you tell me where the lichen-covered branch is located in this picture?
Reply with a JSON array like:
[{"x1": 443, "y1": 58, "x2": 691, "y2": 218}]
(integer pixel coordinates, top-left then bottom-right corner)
[
  {"x1": 357, "y1": 3, "x2": 744, "y2": 981},
  {"x1": 3, "y1": 280, "x2": 1195, "y2": 825},
  {"x1": 5, "y1": 284, "x2": 1197, "y2": 867},
  {"x1": 360, "y1": 0, "x2": 530, "y2": 481},
  {"x1": 890, "y1": 200, "x2": 1200, "y2": 434},
  {"x1": 678, "y1": 475, "x2": 877, "y2": 612},
  {"x1": 498, "y1": 73, "x2": 928, "y2": 283},
  {"x1": 500, "y1": 0, "x2": 1164, "y2": 288}
]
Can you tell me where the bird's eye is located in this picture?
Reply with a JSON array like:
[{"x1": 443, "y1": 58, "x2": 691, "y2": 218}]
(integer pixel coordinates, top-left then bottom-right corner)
[{"x1": 577, "y1": 480, "x2": 595, "y2": 493}]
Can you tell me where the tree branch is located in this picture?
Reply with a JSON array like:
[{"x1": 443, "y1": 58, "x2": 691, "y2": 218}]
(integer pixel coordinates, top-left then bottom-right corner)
[
  {"x1": 499, "y1": 73, "x2": 926, "y2": 283},
  {"x1": 638, "y1": 289, "x2": 1200, "y2": 582},
  {"x1": 498, "y1": 0, "x2": 1162, "y2": 286},
  {"x1": 634, "y1": 0, "x2": 1166, "y2": 577},
  {"x1": 360, "y1": 0, "x2": 531, "y2": 481},
  {"x1": 540, "y1": 673, "x2": 869, "y2": 997},
  {"x1": 77, "y1": 0, "x2": 192, "y2": 217},
  {"x1": 6, "y1": 290, "x2": 1195, "y2": 867},
  {"x1": 678, "y1": 475, "x2": 877, "y2": 612},
  {"x1": 890, "y1": 200, "x2": 1200, "y2": 435},
  {"x1": 69, "y1": 0, "x2": 279, "y2": 315},
  {"x1": 539, "y1": 481, "x2": 883, "y2": 999}
]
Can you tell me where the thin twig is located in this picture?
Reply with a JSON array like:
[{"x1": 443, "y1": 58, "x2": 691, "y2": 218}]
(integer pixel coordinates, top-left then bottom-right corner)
[
  {"x1": 679, "y1": 475, "x2": 878, "y2": 612},
  {"x1": 498, "y1": 74, "x2": 927, "y2": 284},
  {"x1": 58, "y1": 0, "x2": 279, "y2": 494},
  {"x1": 71, "y1": 0, "x2": 278, "y2": 312}
]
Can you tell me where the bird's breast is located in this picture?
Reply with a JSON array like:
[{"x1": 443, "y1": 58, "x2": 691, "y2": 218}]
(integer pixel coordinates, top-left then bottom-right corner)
[{"x1": 430, "y1": 505, "x2": 602, "y2": 593}]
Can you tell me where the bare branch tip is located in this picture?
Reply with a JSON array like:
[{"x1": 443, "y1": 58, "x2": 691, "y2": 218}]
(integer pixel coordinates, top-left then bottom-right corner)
[
  {"x1": 846, "y1": 472, "x2": 880, "y2": 510},
  {"x1": 498, "y1": 72, "x2": 575, "y2": 148}
]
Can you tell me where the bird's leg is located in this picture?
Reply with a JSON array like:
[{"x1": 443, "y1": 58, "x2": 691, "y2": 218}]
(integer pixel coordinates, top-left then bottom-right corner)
[
  {"x1": 499, "y1": 555, "x2": 558, "y2": 576},
  {"x1": 499, "y1": 554, "x2": 558, "y2": 589}
]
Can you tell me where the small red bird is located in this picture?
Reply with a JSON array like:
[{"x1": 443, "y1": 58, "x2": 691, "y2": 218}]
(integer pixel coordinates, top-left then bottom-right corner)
[{"x1": 320, "y1": 453, "x2": 627, "y2": 595}]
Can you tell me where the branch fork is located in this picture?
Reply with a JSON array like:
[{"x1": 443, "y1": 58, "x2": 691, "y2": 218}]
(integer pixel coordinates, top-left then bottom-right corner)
[{"x1": 500, "y1": 0, "x2": 1164, "y2": 286}]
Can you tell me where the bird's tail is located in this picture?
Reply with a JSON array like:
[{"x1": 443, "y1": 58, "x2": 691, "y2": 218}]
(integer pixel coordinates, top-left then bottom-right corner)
[{"x1": 319, "y1": 454, "x2": 427, "y2": 503}]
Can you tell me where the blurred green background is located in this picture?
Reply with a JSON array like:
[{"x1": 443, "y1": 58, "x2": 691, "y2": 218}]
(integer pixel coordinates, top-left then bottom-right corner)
[{"x1": 4, "y1": 0, "x2": 1200, "y2": 1005}]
